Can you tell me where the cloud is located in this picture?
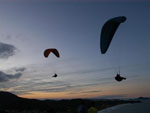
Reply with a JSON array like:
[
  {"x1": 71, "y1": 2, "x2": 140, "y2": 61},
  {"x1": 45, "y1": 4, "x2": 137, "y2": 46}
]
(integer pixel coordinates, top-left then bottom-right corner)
[
  {"x1": 15, "y1": 67, "x2": 26, "y2": 72},
  {"x1": 7, "y1": 76, "x2": 110, "y2": 95},
  {"x1": 97, "y1": 94, "x2": 127, "y2": 99},
  {"x1": 81, "y1": 90, "x2": 101, "y2": 93},
  {"x1": 0, "y1": 42, "x2": 17, "y2": 59},
  {"x1": 62, "y1": 67, "x2": 115, "y2": 77},
  {"x1": 0, "y1": 71, "x2": 22, "y2": 82}
]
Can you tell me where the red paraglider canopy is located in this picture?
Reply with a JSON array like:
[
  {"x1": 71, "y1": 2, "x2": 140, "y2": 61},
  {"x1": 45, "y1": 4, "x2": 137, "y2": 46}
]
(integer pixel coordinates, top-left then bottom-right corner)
[{"x1": 44, "y1": 48, "x2": 60, "y2": 58}]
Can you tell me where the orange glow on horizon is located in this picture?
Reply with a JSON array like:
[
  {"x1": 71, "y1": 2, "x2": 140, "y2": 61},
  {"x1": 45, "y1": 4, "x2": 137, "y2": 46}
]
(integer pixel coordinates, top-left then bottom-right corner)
[
  {"x1": 17, "y1": 83, "x2": 149, "y2": 99},
  {"x1": 18, "y1": 91, "x2": 104, "y2": 99},
  {"x1": 17, "y1": 90, "x2": 146, "y2": 99}
]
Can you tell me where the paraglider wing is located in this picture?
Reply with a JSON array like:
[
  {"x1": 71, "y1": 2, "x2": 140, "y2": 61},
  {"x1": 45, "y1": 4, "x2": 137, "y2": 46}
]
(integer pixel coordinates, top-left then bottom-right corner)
[
  {"x1": 44, "y1": 48, "x2": 60, "y2": 58},
  {"x1": 100, "y1": 16, "x2": 126, "y2": 54}
]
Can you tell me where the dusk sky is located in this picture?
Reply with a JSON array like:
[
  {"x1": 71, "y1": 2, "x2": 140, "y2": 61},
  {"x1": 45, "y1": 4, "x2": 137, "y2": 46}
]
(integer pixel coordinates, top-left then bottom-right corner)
[{"x1": 0, "y1": 0, "x2": 149, "y2": 99}]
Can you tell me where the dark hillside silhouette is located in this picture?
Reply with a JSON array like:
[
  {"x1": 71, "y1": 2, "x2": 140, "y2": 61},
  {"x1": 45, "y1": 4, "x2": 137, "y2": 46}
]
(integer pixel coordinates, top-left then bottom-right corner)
[{"x1": 0, "y1": 91, "x2": 140, "y2": 113}]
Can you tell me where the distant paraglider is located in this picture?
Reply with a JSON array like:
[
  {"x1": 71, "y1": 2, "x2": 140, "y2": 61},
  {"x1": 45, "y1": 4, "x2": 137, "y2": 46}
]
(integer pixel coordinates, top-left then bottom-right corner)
[
  {"x1": 44, "y1": 48, "x2": 60, "y2": 78},
  {"x1": 44, "y1": 48, "x2": 60, "y2": 58},
  {"x1": 100, "y1": 16, "x2": 126, "y2": 54},
  {"x1": 115, "y1": 73, "x2": 126, "y2": 82}
]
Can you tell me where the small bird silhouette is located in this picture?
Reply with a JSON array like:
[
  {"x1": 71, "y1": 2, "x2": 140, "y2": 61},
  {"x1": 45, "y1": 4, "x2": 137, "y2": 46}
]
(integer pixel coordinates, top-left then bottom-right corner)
[
  {"x1": 115, "y1": 74, "x2": 126, "y2": 82},
  {"x1": 52, "y1": 73, "x2": 57, "y2": 78}
]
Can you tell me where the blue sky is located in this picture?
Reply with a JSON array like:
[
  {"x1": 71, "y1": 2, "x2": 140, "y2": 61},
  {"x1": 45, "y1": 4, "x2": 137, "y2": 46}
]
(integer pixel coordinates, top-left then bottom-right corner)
[{"x1": 0, "y1": 0, "x2": 149, "y2": 99}]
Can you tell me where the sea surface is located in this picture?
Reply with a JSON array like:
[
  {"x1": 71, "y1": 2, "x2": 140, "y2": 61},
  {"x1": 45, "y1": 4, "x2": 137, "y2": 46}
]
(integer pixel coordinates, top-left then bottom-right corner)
[{"x1": 98, "y1": 99, "x2": 150, "y2": 113}]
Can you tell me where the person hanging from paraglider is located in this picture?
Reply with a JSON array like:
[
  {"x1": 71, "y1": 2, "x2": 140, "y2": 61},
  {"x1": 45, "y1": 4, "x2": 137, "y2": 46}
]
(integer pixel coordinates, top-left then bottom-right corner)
[
  {"x1": 114, "y1": 67, "x2": 126, "y2": 82},
  {"x1": 115, "y1": 73, "x2": 126, "y2": 82},
  {"x1": 52, "y1": 73, "x2": 58, "y2": 78}
]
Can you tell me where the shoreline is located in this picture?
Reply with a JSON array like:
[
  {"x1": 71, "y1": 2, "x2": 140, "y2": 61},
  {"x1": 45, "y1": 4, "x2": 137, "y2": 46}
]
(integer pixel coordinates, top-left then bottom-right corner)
[{"x1": 98, "y1": 99, "x2": 150, "y2": 113}]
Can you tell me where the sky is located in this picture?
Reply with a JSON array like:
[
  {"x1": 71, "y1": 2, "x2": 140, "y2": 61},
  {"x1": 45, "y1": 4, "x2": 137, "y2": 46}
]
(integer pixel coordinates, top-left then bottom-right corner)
[{"x1": 0, "y1": 0, "x2": 150, "y2": 99}]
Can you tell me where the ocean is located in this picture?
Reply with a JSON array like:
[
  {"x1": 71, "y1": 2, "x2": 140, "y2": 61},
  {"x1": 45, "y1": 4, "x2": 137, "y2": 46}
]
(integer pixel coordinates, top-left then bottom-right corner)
[{"x1": 98, "y1": 99, "x2": 150, "y2": 113}]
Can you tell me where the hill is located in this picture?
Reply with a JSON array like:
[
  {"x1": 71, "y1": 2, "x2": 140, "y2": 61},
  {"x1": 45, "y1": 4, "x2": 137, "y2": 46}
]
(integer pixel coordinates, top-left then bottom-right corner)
[{"x1": 0, "y1": 91, "x2": 140, "y2": 113}]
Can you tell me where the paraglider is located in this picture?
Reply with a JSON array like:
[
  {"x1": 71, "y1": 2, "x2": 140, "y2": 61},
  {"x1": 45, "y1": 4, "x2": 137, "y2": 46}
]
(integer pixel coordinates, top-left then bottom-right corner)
[
  {"x1": 100, "y1": 16, "x2": 127, "y2": 81},
  {"x1": 115, "y1": 73, "x2": 126, "y2": 82},
  {"x1": 52, "y1": 73, "x2": 58, "y2": 78},
  {"x1": 100, "y1": 16, "x2": 126, "y2": 54},
  {"x1": 44, "y1": 48, "x2": 60, "y2": 78},
  {"x1": 44, "y1": 48, "x2": 60, "y2": 58}
]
